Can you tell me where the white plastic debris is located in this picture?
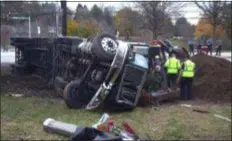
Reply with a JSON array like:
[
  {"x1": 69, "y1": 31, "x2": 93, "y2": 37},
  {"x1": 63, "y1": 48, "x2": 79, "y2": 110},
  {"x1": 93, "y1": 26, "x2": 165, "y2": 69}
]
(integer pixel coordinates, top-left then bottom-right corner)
[
  {"x1": 43, "y1": 118, "x2": 78, "y2": 137},
  {"x1": 213, "y1": 114, "x2": 231, "y2": 122},
  {"x1": 10, "y1": 94, "x2": 24, "y2": 97},
  {"x1": 181, "y1": 104, "x2": 192, "y2": 108},
  {"x1": 92, "y1": 113, "x2": 110, "y2": 129}
]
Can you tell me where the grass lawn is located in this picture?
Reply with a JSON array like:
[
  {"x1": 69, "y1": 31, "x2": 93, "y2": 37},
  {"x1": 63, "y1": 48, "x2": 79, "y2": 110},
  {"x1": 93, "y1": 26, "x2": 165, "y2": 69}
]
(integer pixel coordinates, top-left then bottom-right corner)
[
  {"x1": 1, "y1": 95, "x2": 231, "y2": 140},
  {"x1": 171, "y1": 39, "x2": 189, "y2": 51}
]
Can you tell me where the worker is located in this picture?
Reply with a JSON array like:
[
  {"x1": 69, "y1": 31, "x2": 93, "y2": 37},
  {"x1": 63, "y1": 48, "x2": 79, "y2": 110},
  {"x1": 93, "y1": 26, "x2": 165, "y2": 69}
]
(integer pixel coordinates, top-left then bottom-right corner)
[
  {"x1": 152, "y1": 55, "x2": 161, "y2": 68},
  {"x1": 188, "y1": 39, "x2": 194, "y2": 56},
  {"x1": 176, "y1": 55, "x2": 195, "y2": 100},
  {"x1": 197, "y1": 39, "x2": 202, "y2": 54},
  {"x1": 143, "y1": 65, "x2": 162, "y2": 92},
  {"x1": 148, "y1": 40, "x2": 161, "y2": 72},
  {"x1": 153, "y1": 55, "x2": 167, "y2": 88},
  {"x1": 206, "y1": 38, "x2": 213, "y2": 56},
  {"x1": 215, "y1": 39, "x2": 222, "y2": 56},
  {"x1": 164, "y1": 52, "x2": 181, "y2": 92}
]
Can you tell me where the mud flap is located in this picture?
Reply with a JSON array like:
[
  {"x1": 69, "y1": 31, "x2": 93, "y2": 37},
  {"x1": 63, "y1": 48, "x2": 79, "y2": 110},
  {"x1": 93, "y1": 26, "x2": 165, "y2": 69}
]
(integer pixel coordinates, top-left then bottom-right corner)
[{"x1": 86, "y1": 42, "x2": 129, "y2": 110}]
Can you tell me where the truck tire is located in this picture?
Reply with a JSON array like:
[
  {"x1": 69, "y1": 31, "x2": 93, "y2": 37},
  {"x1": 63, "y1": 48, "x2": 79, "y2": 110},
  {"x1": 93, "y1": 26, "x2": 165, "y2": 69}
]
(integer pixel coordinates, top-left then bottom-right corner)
[
  {"x1": 92, "y1": 34, "x2": 118, "y2": 61},
  {"x1": 63, "y1": 80, "x2": 85, "y2": 109}
]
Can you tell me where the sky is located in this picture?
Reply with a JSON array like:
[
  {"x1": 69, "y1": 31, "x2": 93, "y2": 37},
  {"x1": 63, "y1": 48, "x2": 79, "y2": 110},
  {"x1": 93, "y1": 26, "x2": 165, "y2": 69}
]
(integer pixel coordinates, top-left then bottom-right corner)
[
  {"x1": 65, "y1": 1, "x2": 202, "y2": 25},
  {"x1": 27, "y1": 0, "x2": 202, "y2": 25}
]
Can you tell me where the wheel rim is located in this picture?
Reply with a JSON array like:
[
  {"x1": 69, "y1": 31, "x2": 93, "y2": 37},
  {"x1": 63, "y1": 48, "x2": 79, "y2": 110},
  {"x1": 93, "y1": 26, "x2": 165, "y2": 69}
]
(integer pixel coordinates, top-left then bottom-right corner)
[
  {"x1": 101, "y1": 37, "x2": 118, "y2": 53},
  {"x1": 63, "y1": 81, "x2": 84, "y2": 108}
]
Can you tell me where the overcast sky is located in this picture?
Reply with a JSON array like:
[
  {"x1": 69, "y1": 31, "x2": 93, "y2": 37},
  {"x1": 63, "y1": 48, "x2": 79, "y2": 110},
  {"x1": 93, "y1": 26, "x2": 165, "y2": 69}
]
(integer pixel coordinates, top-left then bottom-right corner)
[
  {"x1": 43, "y1": 0, "x2": 201, "y2": 25},
  {"x1": 65, "y1": 1, "x2": 201, "y2": 25}
]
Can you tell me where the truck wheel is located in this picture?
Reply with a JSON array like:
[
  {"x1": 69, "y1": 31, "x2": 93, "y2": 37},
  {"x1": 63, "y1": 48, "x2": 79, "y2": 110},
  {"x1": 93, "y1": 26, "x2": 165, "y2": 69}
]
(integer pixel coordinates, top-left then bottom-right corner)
[
  {"x1": 63, "y1": 80, "x2": 85, "y2": 109},
  {"x1": 92, "y1": 34, "x2": 118, "y2": 61}
]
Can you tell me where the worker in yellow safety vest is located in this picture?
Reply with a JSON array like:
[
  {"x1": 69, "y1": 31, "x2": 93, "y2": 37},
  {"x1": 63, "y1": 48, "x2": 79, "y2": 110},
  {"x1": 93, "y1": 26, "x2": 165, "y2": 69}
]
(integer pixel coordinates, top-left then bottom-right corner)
[
  {"x1": 176, "y1": 55, "x2": 195, "y2": 100},
  {"x1": 164, "y1": 53, "x2": 181, "y2": 92}
]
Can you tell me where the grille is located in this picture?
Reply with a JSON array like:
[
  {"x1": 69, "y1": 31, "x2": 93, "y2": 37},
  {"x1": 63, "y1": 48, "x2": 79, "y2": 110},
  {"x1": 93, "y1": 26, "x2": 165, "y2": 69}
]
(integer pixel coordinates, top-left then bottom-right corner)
[
  {"x1": 122, "y1": 65, "x2": 144, "y2": 88},
  {"x1": 116, "y1": 64, "x2": 147, "y2": 106}
]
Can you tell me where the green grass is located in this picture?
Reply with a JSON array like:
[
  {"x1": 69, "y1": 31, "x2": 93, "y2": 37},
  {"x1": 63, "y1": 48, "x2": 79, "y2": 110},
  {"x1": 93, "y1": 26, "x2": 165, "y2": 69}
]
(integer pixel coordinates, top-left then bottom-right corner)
[
  {"x1": 171, "y1": 39, "x2": 189, "y2": 51},
  {"x1": 1, "y1": 95, "x2": 231, "y2": 140}
]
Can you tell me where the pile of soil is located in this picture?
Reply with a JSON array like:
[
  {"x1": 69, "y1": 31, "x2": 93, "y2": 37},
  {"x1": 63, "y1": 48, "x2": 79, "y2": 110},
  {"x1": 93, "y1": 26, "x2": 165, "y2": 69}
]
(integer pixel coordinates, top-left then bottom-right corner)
[{"x1": 191, "y1": 54, "x2": 231, "y2": 103}]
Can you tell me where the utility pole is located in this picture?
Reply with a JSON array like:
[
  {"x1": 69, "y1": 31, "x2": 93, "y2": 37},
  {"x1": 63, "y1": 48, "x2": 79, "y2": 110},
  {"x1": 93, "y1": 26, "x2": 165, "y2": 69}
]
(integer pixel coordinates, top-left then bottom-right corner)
[
  {"x1": 56, "y1": 8, "x2": 59, "y2": 36},
  {"x1": 55, "y1": 3, "x2": 60, "y2": 36},
  {"x1": 29, "y1": 16, "x2": 31, "y2": 38},
  {"x1": 61, "y1": 0, "x2": 67, "y2": 36}
]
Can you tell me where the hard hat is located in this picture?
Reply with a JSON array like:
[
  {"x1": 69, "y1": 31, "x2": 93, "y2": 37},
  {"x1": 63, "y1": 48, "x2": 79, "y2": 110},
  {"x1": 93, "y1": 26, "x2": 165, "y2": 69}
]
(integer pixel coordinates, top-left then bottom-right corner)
[{"x1": 155, "y1": 55, "x2": 160, "y2": 59}]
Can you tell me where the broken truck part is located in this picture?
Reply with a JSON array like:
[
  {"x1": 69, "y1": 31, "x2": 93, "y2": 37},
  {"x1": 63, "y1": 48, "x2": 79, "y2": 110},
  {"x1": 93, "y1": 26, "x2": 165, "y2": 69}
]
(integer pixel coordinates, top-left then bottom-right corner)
[{"x1": 43, "y1": 118, "x2": 123, "y2": 140}]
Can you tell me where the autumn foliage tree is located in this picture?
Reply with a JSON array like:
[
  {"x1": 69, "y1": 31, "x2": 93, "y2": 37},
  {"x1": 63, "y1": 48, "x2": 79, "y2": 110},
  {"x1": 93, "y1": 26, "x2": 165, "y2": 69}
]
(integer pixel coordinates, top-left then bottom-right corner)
[
  {"x1": 114, "y1": 7, "x2": 141, "y2": 40},
  {"x1": 77, "y1": 19, "x2": 102, "y2": 38},
  {"x1": 195, "y1": 18, "x2": 224, "y2": 41},
  {"x1": 67, "y1": 19, "x2": 102, "y2": 38},
  {"x1": 67, "y1": 19, "x2": 78, "y2": 36},
  {"x1": 194, "y1": 1, "x2": 226, "y2": 46}
]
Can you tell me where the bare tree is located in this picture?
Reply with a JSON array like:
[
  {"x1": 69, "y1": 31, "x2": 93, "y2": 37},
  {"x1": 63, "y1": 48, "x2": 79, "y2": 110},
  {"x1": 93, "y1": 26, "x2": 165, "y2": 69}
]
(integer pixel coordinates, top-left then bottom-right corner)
[
  {"x1": 194, "y1": 1, "x2": 227, "y2": 47},
  {"x1": 136, "y1": 1, "x2": 185, "y2": 39},
  {"x1": 221, "y1": 2, "x2": 231, "y2": 39},
  {"x1": 175, "y1": 17, "x2": 195, "y2": 38},
  {"x1": 102, "y1": 7, "x2": 116, "y2": 35}
]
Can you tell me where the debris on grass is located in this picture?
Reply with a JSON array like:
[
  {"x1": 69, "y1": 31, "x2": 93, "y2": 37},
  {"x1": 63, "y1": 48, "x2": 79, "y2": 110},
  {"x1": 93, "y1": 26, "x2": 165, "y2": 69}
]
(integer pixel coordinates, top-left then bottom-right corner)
[
  {"x1": 8, "y1": 94, "x2": 24, "y2": 97},
  {"x1": 92, "y1": 113, "x2": 110, "y2": 129},
  {"x1": 181, "y1": 104, "x2": 192, "y2": 108},
  {"x1": 43, "y1": 115, "x2": 144, "y2": 140},
  {"x1": 180, "y1": 103, "x2": 231, "y2": 122},
  {"x1": 213, "y1": 114, "x2": 231, "y2": 122},
  {"x1": 192, "y1": 109, "x2": 210, "y2": 114}
]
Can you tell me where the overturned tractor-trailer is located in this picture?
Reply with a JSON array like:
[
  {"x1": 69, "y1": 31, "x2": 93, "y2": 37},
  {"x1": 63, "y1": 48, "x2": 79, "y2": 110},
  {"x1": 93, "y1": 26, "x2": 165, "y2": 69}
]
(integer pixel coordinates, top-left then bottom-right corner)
[
  {"x1": 10, "y1": 34, "x2": 149, "y2": 111},
  {"x1": 10, "y1": 33, "x2": 189, "y2": 111}
]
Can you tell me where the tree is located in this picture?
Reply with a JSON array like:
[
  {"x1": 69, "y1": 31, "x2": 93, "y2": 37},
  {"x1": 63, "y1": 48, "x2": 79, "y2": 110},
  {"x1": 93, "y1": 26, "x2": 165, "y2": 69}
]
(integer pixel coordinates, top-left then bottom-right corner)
[
  {"x1": 102, "y1": 7, "x2": 116, "y2": 35},
  {"x1": 90, "y1": 4, "x2": 103, "y2": 21},
  {"x1": 194, "y1": 18, "x2": 224, "y2": 41},
  {"x1": 79, "y1": 19, "x2": 103, "y2": 38},
  {"x1": 67, "y1": 19, "x2": 78, "y2": 36},
  {"x1": 1, "y1": 1, "x2": 26, "y2": 24},
  {"x1": 162, "y1": 17, "x2": 175, "y2": 38},
  {"x1": 74, "y1": 4, "x2": 89, "y2": 21},
  {"x1": 194, "y1": 1, "x2": 227, "y2": 47},
  {"x1": 136, "y1": 1, "x2": 185, "y2": 39},
  {"x1": 67, "y1": 18, "x2": 102, "y2": 38},
  {"x1": 174, "y1": 17, "x2": 195, "y2": 38},
  {"x1": 114, "y1": 7, "x2": 142, "y2": 40},
  {"x1": 221, "y1": 2, "x2": 231, "y2": 38}
]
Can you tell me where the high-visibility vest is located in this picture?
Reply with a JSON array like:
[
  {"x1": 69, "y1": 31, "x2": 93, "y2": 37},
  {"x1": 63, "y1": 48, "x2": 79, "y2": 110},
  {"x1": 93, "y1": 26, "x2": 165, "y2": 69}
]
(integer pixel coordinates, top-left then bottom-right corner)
[
  {"x1": 164, "y1": 57, "x2": 181, "y2": 74},
  {"x1": 182, "y1": 60, "x2": 195, "y2": 78}
]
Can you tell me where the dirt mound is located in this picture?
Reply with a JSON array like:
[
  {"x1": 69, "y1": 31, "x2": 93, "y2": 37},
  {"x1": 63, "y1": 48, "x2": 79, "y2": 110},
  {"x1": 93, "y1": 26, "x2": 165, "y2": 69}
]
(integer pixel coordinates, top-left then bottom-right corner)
[{"x1": 191, "y1": 54, "x2": 231, "y2": 103}]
